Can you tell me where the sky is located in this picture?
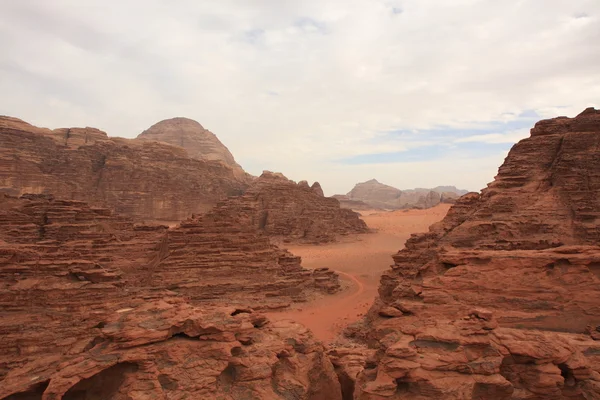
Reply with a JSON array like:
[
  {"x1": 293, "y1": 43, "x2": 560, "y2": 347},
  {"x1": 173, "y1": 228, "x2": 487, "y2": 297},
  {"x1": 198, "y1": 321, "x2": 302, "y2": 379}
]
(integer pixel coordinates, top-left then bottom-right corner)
[{"x1": 1, "y1": 0, "x2": 598, "y2": 196}]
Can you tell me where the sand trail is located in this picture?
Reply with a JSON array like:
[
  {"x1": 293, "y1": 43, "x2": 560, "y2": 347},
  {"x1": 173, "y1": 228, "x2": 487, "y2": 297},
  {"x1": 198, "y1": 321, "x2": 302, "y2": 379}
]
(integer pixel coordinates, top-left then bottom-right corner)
[{"x1": 267, "y1": 204, "x2": 451, "y2": 342}]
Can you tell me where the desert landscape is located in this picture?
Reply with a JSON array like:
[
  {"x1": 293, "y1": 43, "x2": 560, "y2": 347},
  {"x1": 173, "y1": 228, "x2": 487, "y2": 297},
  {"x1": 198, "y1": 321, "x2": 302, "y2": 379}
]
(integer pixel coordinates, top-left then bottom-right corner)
[
  {"x1": 268, "y1": 205, "x2": 452, "y2": 342},
  {"x1": 1, "y1": 106, "x2": 599, "y2": 400},
  {"x1": 1, "y1": 2, "x2": 599, "y2": 399}
]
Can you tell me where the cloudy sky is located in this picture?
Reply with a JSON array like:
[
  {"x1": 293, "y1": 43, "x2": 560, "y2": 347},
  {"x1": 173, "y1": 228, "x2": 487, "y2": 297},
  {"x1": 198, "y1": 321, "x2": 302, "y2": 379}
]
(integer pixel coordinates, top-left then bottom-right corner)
[{"x1": 1, "y1": 0, "x2": 598, "y2": 195}]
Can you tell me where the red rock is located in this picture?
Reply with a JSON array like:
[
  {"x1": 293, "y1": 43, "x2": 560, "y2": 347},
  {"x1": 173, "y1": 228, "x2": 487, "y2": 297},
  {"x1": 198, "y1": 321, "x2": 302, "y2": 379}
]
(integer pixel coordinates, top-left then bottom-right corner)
[
  {"x1": 349, "y1": 109, "x2": 600, "y2": 399},
  {"x1": 0, "y1": 193, "x2": 342, "y2": 394},
  {"x1": 0, "y1": 116, "x2": 249, "y2": 222},
  {"x1": 328, "y1": 346, "x2": 375, "y2": 399},
  {"x1": 209, "y1": 171, "x2": 368, "y2": 244},
  {"x1": 378, "y1": 306, "x2": 404, "y2": 318},
  {"x1": 0, "y1": 299, "x2": 342, "y2": 399}
]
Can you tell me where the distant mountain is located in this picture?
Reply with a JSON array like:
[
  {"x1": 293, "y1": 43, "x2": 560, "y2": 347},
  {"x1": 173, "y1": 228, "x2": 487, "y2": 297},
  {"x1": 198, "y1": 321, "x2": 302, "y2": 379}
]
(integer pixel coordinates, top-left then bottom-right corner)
[
  {"x1": 346, "y1": 179, "x2": 402, "y2": 209},
  {"x1": 412, "y1": 186, "x2": 469, "y2": 195},
  {"x1": 339, "y1": 179, "x2": 469, "y2": 210}
]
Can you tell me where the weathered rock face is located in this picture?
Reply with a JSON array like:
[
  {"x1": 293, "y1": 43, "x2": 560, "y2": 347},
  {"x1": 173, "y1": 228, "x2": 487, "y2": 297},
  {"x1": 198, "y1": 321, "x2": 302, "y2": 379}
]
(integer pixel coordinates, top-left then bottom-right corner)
[
  {"x1": 0, "y1": 116, "x2": 249, "y2": 222},
  {"x1": 1, "y1": 299, "x2": 342, "y2": 400},
  {"x1": 345, "y1": 180, "x2": 467, "y2": 210},
  {"x1": 137, "y1": 117, "x2": 248, "y2": 179},
  {"x1": 148, "y1": 207, "x2": 342, "y2": 306},
  {"x1": 347, "y1": 108, "x2": 600, "y2": 399},
  {"x1": 0, "y1": 193, "x2": 341, "y2": 394},
  {"x1": 211, "y1": 171, "x2": 369, "y2": 244}
]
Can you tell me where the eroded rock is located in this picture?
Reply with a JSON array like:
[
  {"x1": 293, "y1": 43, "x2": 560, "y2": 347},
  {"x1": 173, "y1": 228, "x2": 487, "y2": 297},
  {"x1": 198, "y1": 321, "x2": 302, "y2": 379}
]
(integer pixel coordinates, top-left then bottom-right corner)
[
  {"x1": 0, "y1": 193, "x2": 341, "y2": 389},
  {"x1": 1, "y1": 299, "x2": 343, "y2": 399},
  {"x1": 0, "y1": 116, "x2": 250, "y2": 222},
  {"x1": 209, "y1": 171, "x2": 369, "y2": 244},
  {"x1": 348, "y1": 109, "x2": 600, "y2": 399}
]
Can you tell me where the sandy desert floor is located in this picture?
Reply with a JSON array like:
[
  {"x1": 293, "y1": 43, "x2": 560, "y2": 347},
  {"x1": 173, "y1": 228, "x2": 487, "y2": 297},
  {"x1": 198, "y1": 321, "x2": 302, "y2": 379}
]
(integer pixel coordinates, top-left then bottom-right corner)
[{"x1": 267, "y1": 204, "x2": 451, "y2": 343}]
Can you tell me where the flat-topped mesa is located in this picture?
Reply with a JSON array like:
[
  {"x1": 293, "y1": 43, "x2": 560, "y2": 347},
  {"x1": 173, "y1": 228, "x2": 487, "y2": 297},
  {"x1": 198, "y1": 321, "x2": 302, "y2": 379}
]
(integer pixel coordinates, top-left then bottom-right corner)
[
  {"x1": 137, "y1": 117, "x2": 248, "y2": 179},
  {"x1": 210, "y1": 171, "x2": 369, "y2": 244},
  {"x1": 345, "y1": 109, "x2": 600, "y2": 399},
  {"x1": 0, "y1": 116, "x2": 249, "y2": 221},
  {"x1": 0, "y1": 193, "x2": 343, "y2": 397}
]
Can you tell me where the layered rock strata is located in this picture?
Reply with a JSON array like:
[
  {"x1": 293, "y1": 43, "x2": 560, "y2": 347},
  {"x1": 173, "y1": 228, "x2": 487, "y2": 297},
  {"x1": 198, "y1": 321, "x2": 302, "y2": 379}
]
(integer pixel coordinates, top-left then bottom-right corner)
[
  {"x1": 0, "y1": 193, "x2": 340, "y2": 394},
  {"x1": 345, "y1": 108, "x2": 600, "y2": 399},
  {"x1": 0, "y1": 116, "x2": 249, "y2": 222},
  {"x1": 209, "y1": 171, "x2": 369, "y2": 244}
]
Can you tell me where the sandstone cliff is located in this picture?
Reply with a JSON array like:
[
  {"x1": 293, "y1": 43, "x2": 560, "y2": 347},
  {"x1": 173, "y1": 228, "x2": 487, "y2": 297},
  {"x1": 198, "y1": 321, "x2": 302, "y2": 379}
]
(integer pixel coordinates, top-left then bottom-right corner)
[
  {"x1": 0, "y1": 193, "x2": 342, "y2": 398},
  {"x1": 137, "y1": 117, "x2": 248, "y2": 179},
  {"x1": 341, "y1": 108, "x2": 600, "y2": 399},
  {"x1": 0, "y1": 116, "x2": 249, "y2": 222},
  {"x1": 345, "y1": 179, "x2": 466, "y2": 210},
  {"x1": 210, "y1": 171, "x2": 369, "y2": 244}
]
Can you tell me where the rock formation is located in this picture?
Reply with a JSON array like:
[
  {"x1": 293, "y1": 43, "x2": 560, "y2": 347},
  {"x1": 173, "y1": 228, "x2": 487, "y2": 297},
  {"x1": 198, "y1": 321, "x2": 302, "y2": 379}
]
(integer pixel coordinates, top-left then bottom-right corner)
[
  {"x1": 0, "y1": 116, "x2": 250, "y2": 222},
  {"x1": 344, "y1": 179, "x2": 467, "y2": 210},
  {"x1": 1, "y1": 299, "x2": 342, "y2": 399},
  {"x1": 137, "y1": 117, "x2": 248, "y2": 179},
  {"x1": 348, "y1": 179, "x2": 403, "y2": 209},
  {"x1": 342, "y1": 108, "x2": 600, "y2": 399},
  {"x1": 332, "y1": 195, "x2": 376, "y2": 211},
  {"x1": 0, "y1": 192, "x2": 342, "y2": 397},
  {"x1": 210, "y1": 171, "x2": 369, "y2": 244}
]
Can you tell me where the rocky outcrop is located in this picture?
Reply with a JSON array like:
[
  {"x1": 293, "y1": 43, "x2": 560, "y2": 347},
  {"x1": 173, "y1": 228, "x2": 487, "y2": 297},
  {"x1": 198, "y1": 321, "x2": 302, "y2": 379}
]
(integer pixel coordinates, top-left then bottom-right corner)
[
  {"x1": 344, "y1": 180, "x2": 467, "y2": 210},
  {"x1": 440, "y1": 191, "x2": 460, "y2": 204},
  {"x1": 345, "y1": 108, "x2": 600, "y2": 399},
  {"x1": 0, "y1": 116, "x2": 249, "y2": 222},
  {"x1": 0, "y1": 193, "x2": 341, "y2": 389},
  {"x1": 1, "y1": 299, "x2": 342, "y2": 400},
  {"x1": 210, "y1": 171, "x2": 369, "y2": 244},
  {"x1": 147, "y1": 207, "x2": 342, "y2": 306},
  {"x1": 348, "y1": 179, "x2": 403, "y2": 209},
  {"x1": 137, "y1": 117, "x2": 248, "y2": 179}
]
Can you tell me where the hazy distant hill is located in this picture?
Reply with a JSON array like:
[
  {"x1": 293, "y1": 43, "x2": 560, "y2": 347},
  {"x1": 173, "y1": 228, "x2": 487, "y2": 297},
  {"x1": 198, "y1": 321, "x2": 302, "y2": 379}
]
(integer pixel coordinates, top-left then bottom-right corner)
[{"x1": 338, "y1": 179, "x2": 468, "y2": 210}]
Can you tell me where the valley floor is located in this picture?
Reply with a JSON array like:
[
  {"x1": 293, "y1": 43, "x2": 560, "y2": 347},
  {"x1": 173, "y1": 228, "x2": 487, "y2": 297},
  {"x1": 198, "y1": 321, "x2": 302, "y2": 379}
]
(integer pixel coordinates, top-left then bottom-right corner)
[{"x1": 267, "y1": 204, "x2": 451, "y2": 342}]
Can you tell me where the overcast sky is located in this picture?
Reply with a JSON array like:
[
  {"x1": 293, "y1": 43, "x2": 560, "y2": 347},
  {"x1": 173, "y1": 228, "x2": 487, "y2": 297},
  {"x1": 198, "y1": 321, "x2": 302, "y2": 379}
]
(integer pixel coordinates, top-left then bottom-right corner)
[{"x1": 1, "y1": 0, "x2": 598, "y2": 195}]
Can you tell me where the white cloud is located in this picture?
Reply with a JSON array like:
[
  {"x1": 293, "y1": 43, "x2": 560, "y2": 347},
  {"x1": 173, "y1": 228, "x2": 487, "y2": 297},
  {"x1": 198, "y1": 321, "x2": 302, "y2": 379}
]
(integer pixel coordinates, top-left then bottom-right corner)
[
  {"x1": 454, "y1": 129, "x2": 530, "y2": 144},
  {"x1": 0, "y1": 0, "x2": 598, "y2": 195}
]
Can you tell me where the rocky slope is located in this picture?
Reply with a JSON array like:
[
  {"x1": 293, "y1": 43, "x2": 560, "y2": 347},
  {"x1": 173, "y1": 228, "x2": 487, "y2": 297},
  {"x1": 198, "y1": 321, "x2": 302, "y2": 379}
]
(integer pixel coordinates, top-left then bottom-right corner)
[
  {"x1": 340, "y1": 108, "x2": 600, "y2": 399},
  {"x1": 344, "y1": 179, "x2": 467, "y2": 210},
  {"x1": 210, "y1": 171, "x2": 369, "y2": 244},
  {"x1": 1, "y1": 299, "x2": 342, "y2": 400},
  {"x1": 0, "y1": 116, "x2": 250, "y2": 222},
  {"x1": 0, "y1": 192, "x2": 341, "y2": 398},
  {"x1": 137, "y1": 117, "x2": 248, "y2": 179}
]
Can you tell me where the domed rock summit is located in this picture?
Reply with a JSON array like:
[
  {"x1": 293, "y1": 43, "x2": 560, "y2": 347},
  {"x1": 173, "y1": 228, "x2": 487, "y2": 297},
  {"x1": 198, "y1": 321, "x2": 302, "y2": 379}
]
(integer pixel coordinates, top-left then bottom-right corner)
[{"x1": 137, "y1": 117, "x2": 248, "y2": 179}]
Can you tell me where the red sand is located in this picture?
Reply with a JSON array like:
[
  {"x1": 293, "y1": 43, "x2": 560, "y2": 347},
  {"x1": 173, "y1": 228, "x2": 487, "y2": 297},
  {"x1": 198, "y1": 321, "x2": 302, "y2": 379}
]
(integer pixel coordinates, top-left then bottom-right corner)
[{"x1": 267, "y1": 204, "x2": 451, "y2": 343}]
